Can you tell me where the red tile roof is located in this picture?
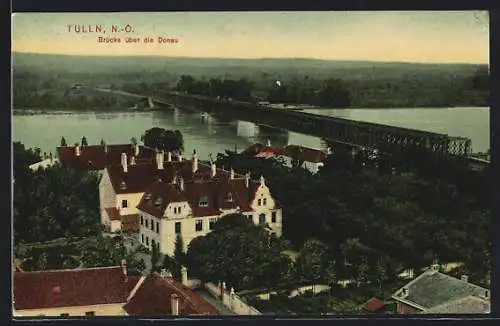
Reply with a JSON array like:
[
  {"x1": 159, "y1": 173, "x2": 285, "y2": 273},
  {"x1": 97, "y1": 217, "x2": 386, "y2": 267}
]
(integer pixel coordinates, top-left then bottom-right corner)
[
  {"x1": 137, "y1": 181, "x2": 189, "y2": 218},
  {"x1": 243, "y1": 143, "x2": 283, "y2": 157},
  {"x1": 243, "y1": 143, "x2": 327, "y2": 163},
  {"x1": 363, "y1": 297, "x2": 386, "y2": 313},
  {"x1": 136, "y1": 177, "x2": 261, "y2": 218},
  {"x1": 57, "y1": 144, "x2": 156, "y2": 170},
  {"x1": 282, "y1": 145, "x2": 327, "y2": 163},
  {"x1": 13, "y1": 267, "x2": 139, "y2": 310},
  {"x1": 124, "y1": 273, "x2": 219, "y2": 316}
]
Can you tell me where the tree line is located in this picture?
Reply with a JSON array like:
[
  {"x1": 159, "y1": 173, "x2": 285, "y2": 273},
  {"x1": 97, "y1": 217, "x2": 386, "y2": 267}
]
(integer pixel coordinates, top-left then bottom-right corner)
[{"x1": 214, "y1": 145, "x2": 491, "y2": 289}]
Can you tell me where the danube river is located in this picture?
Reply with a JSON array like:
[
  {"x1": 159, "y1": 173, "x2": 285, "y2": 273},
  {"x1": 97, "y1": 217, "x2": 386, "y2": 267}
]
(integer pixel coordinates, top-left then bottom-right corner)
[{"x1": 13, "y1": 107, "x2": 490, "y2": 159}]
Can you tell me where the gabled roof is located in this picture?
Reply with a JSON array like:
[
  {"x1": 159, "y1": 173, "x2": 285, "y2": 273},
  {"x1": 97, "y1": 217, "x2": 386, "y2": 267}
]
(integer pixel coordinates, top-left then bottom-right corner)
[
  {"x1": 392, "y1": 270, "x2": 489, "y2": 310},
  {"x1": 123, "y1": 273, "x2": 219, "y2": 315},
  {"x1": 243, "y1": 143, "x2": 328, "y2": 163},
  {"x1": 282, "y1": 145, "x2": 327, "y2": 163},
  {"x1": 57, "y1": 144, "x2": 156, "y2": 171},
  {"x1": 422, "y1": 295, "x2": 490, "y2": 314},
  {"x1": 137, "y1": 181, "x2": 189, "y2": 218},
  {"x1": 13, "y1": 267, "x2": 139, "y2": 310},
  {"x1": 243, "y1": 143, "x2": 283, "y2": 157}
]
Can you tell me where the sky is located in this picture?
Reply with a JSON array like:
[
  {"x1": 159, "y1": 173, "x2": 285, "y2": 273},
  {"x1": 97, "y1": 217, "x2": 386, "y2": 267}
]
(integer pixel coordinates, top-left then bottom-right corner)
[{"x1": 12, "y1": 11, "x2": 489, "y2": 64}]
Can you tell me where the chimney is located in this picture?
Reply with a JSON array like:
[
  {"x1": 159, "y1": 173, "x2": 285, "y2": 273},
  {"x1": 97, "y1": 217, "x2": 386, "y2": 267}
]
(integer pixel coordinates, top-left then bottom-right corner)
[
  {"x1": 167, "y1": 151, "x2": 172, "y2": 162},
  {"x1": 326, "y1": 147, "x2": 332, "y2": 155},
  {"x1": 192, "y1": 150, "x2": 198, "y2": 173},
  {"x1": 266, "y1": 139, "x2": 271, "y2": 147},
  {"x1": 245, "y1": 173, "x2": 250, "y2": 188},
  {"x1": 121, "y1": 259, "x2": 127, "y2": 276},
  {"x1": 179, "y1": 177, "x2": 184, "y2": 191},
  {"x1": 181, "y1": 266, "x2": 188, "y2": 285},
  {"x1": 260, "y1": 175, "x2": 265, "y2": 186},
  {"x1": 156, "y1": 151, "x2": 164, "y2": 170},
  {"x1": 130, "y1": 156, "x2": 136, "y2": 166},
  {"x1": 134, "y1": 143, "x2": 139, "y2": 156},
  {"x1": 121, "y1": 153, "x2": 128, "y2": 173},
  {"x1": 75, "y1": 145, "x2": 81, "y2": 157},
  {"x1": 461, "y1": 275, "x2": 469, "y2": 283},
  {"x1": 230, "y1": 168, "x2": 235, "y2": 180},
  {"x1": 178, "y1": 154, "x2": 183, "y2": 162},
  {"x1": 171, "y1": 293, "x2": 180, "y2": 316},
  {"x1": 211, "y1": 163, "x2": 216, "y2": 177}
]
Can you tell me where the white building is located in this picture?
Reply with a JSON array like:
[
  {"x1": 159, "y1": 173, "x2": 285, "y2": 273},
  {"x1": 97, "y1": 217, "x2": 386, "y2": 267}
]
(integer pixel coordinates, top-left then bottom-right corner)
[
  {"x1": 97, "y1": 146, "x2": 283, "y2": 253},
  {"x1": 135, "y1": 153, "x2": 283, "y2": 256}
]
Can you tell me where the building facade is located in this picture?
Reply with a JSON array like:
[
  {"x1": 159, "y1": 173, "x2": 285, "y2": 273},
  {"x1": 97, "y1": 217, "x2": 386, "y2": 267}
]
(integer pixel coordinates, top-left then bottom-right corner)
[{"x1": 135, "y1": 152, "x2": 283, "y2": 256}]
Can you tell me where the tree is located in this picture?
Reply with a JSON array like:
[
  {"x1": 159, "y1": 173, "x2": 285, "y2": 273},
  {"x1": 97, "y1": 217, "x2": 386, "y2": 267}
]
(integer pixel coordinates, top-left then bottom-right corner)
[
  {"x1": 174, "y1": 234, "x2": 186, "y2": 265},
  {"x1": 36, "y1": 252, "x2": 49, "y2": 270},
  {"x1": 141, "y1": 127, "x2": 184, "y2": 153},
  {"x1": 150, "y1": 243, "x2": 161, "y2": 273},
  {"x1": 295, "y1": 239, "x2": 329, "y2": 292},
  {"x1": 60, "y1": 137, "x2": 67, "y2": 147},
  {"x1": 81, "y1": 136, "x2": 88, "y2": 146},
  {"x1": 187, "y1": 213, "x2": 290, "y2": 290}
]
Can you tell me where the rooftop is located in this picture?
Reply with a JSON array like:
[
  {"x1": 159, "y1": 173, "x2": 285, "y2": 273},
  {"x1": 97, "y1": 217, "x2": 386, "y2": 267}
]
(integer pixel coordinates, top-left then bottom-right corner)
[
  {"x1": 124, "y1": 273, "x2": 220, "y2": 316},
  {"x1": 422, "y1": 295, "x2": 490, "y2": 314},
  {"x1": 13, "y1": 266, "x2": 139, "y2": 310},
  {"x1": 392, "y1": 269, "x2": 489, "y2": 310}
]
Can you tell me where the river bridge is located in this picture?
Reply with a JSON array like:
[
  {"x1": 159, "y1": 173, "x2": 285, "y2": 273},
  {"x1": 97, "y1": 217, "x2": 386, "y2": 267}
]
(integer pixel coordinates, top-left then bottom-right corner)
[{"x1": 152, "y1": 92, "x2": 473, "y2": 158}]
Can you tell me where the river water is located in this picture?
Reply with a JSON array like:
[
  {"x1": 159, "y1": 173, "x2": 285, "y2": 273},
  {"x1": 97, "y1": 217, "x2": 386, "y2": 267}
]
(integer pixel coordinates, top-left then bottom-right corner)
[{"x1": 13, "y1": 107, "x2": 490, "y2": 160}]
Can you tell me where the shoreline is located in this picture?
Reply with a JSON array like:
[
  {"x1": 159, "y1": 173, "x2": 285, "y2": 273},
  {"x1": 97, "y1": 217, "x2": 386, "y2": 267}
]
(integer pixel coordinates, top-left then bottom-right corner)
[{"x1": 13, "y1": 106, "x2": 489, "y2": 116}]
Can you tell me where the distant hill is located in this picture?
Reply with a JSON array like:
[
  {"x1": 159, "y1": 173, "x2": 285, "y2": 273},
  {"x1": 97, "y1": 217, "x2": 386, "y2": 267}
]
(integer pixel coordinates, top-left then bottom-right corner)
[
  {"x1": 12, "y1": 52, "x2": 484, "y2": 76},
  {"x1": 12, "y1": 52, "x2": 489, "y2": 108}
]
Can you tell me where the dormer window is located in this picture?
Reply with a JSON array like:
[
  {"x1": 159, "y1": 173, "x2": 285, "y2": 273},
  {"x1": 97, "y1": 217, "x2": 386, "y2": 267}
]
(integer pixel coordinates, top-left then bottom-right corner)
[
  {"x1": 155, "y1": 198, "x2": 163, "y2": 206},
  {"x1": 120, "y1": 181, "x2": 127, "y2": 190},
  {"x1": 198, "y1": 196, "x2": 209, "y2": 207},
  {"x1": 225, "y1": 192, "x2": 233, "y2": 202},
  {"x1": 145, "y1": 193, "x2": 152, "y2": 201}
]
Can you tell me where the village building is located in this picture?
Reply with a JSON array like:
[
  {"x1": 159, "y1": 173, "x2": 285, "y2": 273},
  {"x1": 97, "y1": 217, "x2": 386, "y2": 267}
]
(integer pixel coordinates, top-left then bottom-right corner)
[
  {"x1": 13, "y1": 262, "x2": 220, "y2": 317},
  {"x1": 391, "y1": 264, "x2": 490, "y2": 314},
  {"x1": 242, "y1": 140, "x2": 330, "y2": 174},
  {"x1": 56, "y1": 141, "x2": 283, "y2": 254}
]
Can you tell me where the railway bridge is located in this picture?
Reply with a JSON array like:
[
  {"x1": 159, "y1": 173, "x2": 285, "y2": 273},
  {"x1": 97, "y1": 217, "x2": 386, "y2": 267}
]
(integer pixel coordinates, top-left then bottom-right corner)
[{"x1": 152, "y1": 92, "x2": 473, "y2": 158}]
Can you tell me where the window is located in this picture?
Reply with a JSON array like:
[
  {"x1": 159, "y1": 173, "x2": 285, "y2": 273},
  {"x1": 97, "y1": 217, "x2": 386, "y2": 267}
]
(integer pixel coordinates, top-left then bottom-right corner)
[
  {"x1": 258, "y1": 199, "x2": 262, "y2": 206},
  {"x1": 146, "y1": 237, "x2": 149, "y2": 246},
  {"x1": 60, "y1": 313, "x2": 70, "y2": 317},
  {"x1": 272, "y1": 211, "x2": 277, "y2": 223},
  {"x1": 156, "y1": 221, "x2": 159, "y2": 233},
  {"x1": 179, "y1": 207, "x2": 182, "y2": 214},
  {"x1": 151, "y1": 221, "x2": 154, "y2": 231},
  {"x1": 141, "y1": 234, "x2": 144, "y2": 243},
  {"x1": 259, "y1": 213, "x2": 266, "y2": 225},
  {"x1": 175, "y1": 222, "x2": 181, "y2": 234},
  {"x1": 145, "y1": 219, "x2": 149, "y2": 228},
  {"x1": 198, "y1": 196, "x2": 209, "y2": 207},
  {"x1": 263, "y1": 198, "x2": 267, "y2": 206},
  {"x1": 122, "y1": 200, "x2": 128, "y2": 208},
  {"x1": 209, "y1": 218, "x2": 218, "y2": 230},
  {"x1": 140, "y1": 216, "x2": 144, "y2": 225},
  {"x1": 195, "y1": 219, "x2": 203, "y2": 232},
  {"x1": 85, "y1": 311, "x2": 95, "y2": 316},
  {"x1": 152, "y1": 239, "x2": 156, "y2": 248},
  {"x1": 174, "y1": 207, "x2": 178, "y2": 214}
]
